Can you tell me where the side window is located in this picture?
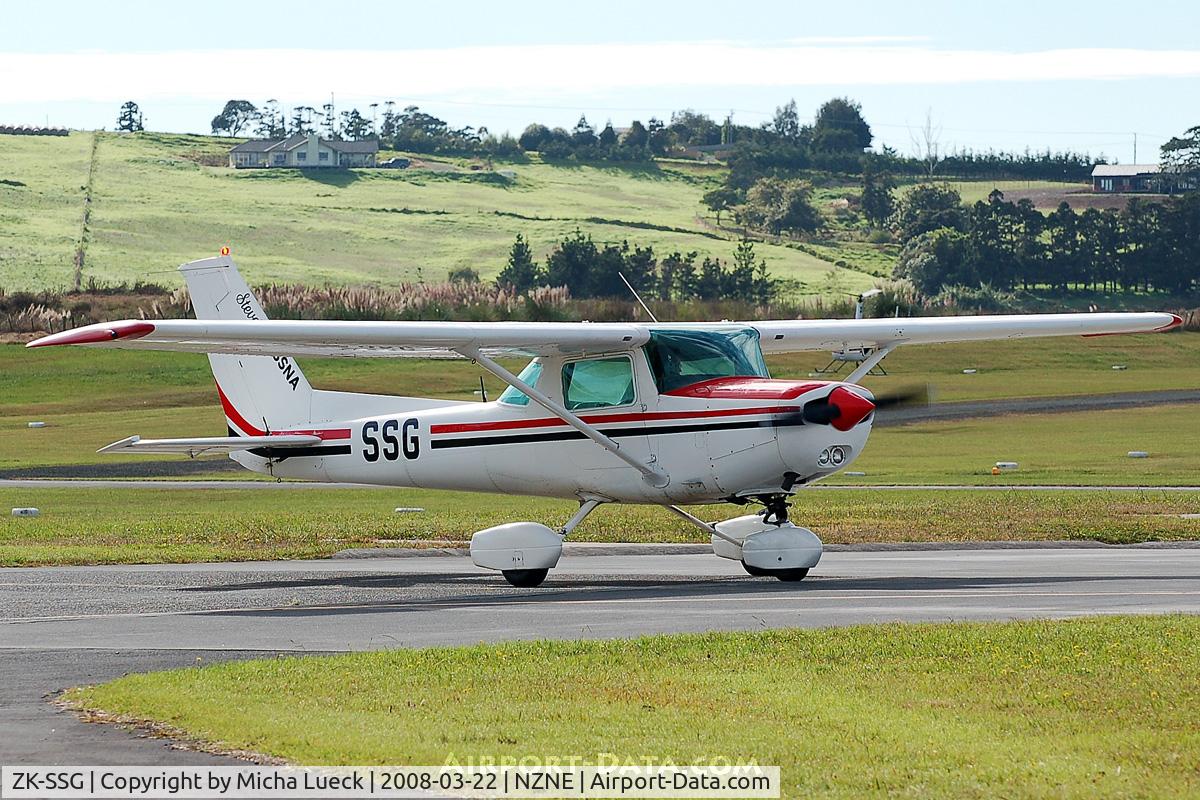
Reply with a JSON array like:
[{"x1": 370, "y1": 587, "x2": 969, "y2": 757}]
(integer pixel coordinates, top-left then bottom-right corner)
[
  {"x1": 498, "y1": 360, "x2": 542, "y2": 406},
  {"x1": 561, "y1": 357, "x2": 635, "y2": 411}
]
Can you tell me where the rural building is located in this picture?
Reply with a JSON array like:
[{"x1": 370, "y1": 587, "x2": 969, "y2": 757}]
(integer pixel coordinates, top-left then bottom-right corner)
[
  {"x1": 1091, "y1": 164, "x2": 1160, "y2": 193},
  {"x1": 228, "y1": 133, "x2": 378, "y2": 168}
]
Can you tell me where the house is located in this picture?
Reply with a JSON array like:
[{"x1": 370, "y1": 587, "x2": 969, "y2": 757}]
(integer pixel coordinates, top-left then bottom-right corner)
[
  {"x1": 1091, "y1": 164, "x2": 1160, "y2": 193},
  {"x1": 228, "y1": 133, "x2": 378, "y2": 168}
]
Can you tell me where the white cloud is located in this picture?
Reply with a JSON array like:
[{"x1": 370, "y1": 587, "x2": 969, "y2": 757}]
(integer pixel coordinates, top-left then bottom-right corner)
[{"x1": 2, "y1": 42, "x2": 1198, "y2": 104}]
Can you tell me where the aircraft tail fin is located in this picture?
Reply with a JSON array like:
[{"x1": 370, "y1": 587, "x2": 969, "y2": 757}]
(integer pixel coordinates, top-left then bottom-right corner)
[{"x1": 179, "y1": 255, "x2": 314, "y2": 434}]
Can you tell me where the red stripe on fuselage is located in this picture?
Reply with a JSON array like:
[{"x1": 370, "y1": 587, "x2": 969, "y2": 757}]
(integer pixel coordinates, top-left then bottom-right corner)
[
  {"x1": 215, "y1": 383, "x2": 349, "y2": 440},
  {"x1": 430, "y1": 405, "x2": 802, "y2": 435}
]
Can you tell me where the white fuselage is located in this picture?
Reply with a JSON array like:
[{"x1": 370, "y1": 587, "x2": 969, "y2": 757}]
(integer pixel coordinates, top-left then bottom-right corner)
[{"x1": 233, "y1": 349, "x2": 872, "y2": 505}]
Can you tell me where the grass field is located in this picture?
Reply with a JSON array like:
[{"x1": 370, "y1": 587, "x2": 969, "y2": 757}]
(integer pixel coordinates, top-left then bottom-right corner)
[
  {"x1": 65, "y1": 616, "x2": 1200, "y2": 798},
  {"x1": 0, "y1": 131, "x2": 871, "y2": 294},
  {"x1": 2, "y1": 485, "x2": 1197, "y2": 566}
]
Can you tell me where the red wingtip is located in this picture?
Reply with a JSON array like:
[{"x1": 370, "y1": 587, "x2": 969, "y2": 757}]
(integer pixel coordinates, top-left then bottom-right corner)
[
  {"x1": 26, "y1": 321, "x2": 155, "y2": 348},
  {"x1": 1156, "y1": 313, "x2": 1184, "y2": 332}
]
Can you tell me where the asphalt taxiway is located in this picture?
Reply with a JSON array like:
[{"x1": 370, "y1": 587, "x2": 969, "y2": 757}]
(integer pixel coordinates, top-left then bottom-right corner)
[{"x1": 2, "y1": 544, "x2": 1199, "y2": 764}]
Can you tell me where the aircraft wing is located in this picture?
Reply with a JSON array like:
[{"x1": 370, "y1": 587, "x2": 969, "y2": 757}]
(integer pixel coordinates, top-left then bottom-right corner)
[
  {"x1": 27, "y1": 319, "x2": 648, "y2": 358},
  {"x1": 752, "y1": 312, "x2": 1183, "y2": 354},
  {"x1": 27, "y1": 312, "x2": 1181, "y2": 359},
  {"x1": 98, "y1": 434, "x2": 322, "y2": 457}
]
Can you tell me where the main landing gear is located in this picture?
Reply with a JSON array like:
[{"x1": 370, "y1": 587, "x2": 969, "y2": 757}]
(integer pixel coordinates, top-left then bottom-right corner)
[{"x1": 469, "y1": 494, "x2": 823, "y2": 587}]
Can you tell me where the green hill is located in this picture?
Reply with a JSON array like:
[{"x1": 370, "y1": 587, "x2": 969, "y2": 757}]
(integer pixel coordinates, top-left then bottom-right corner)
[{"x1": 0, "y1": 131, "x2": 876, "y2": 294}]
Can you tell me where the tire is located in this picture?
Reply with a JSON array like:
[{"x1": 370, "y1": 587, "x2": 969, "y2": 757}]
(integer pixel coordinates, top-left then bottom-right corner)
[
  {"x1": 502, "y1": 568, "x2": 549, "y2": 588},
  {"x1": 741, "y1": 562, "x2": 809, "y2": 582},
  {"x1": 773, "y1": 568, "x2": 809, "y2": 582}
]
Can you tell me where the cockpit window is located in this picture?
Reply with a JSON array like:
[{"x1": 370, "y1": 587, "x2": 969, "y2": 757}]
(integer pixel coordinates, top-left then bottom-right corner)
[
  {"x1": 498, "y1": 360, "x2": 542, "y2": 406},
  {"x1": 644, "y1": 328, "x2": 769, "y2": 392}
]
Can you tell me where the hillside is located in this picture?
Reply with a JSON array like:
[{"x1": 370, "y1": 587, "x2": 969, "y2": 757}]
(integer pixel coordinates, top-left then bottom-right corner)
[{"x1": 0, "y1": 131, "x2": 879, "y2": 295}]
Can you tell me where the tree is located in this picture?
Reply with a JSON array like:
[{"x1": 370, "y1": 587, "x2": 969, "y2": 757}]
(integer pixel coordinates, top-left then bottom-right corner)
[
  {"x1": 255, "y1": 99, "x2": 286, "y2": 138},
  {"x1": 771, "y1": 99, "x2": 801, "y2": 142},
  {"x1": 379, "y1": 101, "x2": 398, "y2": 140},
  {"x1": 702, "y1": 186, "x2": 740, "y2": 226},
  {"x1": 1161, "y1": 125, "x2": 1200, "y2": 194},
  {"x1": 289, "y1": 106, "x2": 315, "y2": 135},
  {"x1": 598, "y1": 122, "x2": 618, "y2": 148},
  {"x1": 496, "y1": 234, "x2": 543, "y2": 293},
  {"x1": 321, "y1": 101, "x2": 338, "y2": 139},
  {"x1": 895, "y1": 184, "x2": 965, "y2": 241},
  {"x1": 571, "y1": 115, "x2": 596, "y2": 147},
  {"x1": 860, "y1": 166, "x2": 896, "y2": 227},
  {"x1": 518, "y1": 123, "x2": 551, "y2": 151},
  {"x1": 669, "y1": 109, "x2": 720, "y2": 146},
  {"x1": 742, "y1": 177, "x2": 823, "y2": 235},
  {"x1": 910, "y1": 108, "x2": 944, "y2": 178},
  {"x1": 116, "y1": 101, "x2": 144, "y2": 132},
  {"x1": 340, "y1": 108, "x2": 371, "y2": 141},
  {"x1": 812, "y1": 97, "x2": 871, "y2": 152},
  {"x1": 894, "y1": 227, "x2": 976, "y2": 294},
  {"x1": 623, "y1": 120, "x2": 649, "y2": 149},
  {"x1": 211, "y1": 100, "x2": 257, "y2": 136}
]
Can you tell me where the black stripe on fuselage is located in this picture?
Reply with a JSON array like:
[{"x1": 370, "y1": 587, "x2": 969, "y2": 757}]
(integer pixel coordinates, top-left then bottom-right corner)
[
  {"x1": 429, "y1": 415, "x2": 805, "y2": 450},
  {"x1": 247, "y1": 445, "x2": 354, "y2": 460}
]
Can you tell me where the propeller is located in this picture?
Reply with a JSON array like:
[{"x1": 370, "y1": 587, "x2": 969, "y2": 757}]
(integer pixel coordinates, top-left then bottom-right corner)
[
  {"x1": 801, "y1": 384, "x2": 931, "y2": 430},
  {"x1": 871, "y1": 383, "x2": 932, "y2": 410}
]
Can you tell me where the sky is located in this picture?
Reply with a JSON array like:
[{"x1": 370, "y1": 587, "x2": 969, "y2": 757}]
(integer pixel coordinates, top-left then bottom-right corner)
[{"x1": 2, "y1": 0, "x2": 1197, "y2": 163}]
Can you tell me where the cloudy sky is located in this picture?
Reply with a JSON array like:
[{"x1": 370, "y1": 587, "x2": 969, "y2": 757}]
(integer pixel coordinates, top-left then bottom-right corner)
[{"x1": 2, "y1": 0, "x2": 1197, "y2": 162}]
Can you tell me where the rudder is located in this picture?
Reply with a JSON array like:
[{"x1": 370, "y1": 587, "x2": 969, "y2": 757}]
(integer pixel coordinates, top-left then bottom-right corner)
[{"x1": 180, "y1": 255, "x2": 313, "y2": 434}]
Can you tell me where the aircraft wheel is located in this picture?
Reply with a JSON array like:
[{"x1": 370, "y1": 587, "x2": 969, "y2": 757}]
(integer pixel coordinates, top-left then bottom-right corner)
[
  {"x1": 773, "y1": 568, "x2": 809, "y2": 582},
  {"x1": 502, "y1": 568, "x2": 549, "y2": 588},
  {"x1": 742, "y1": 562, "x2": 808, "y2": 582}
]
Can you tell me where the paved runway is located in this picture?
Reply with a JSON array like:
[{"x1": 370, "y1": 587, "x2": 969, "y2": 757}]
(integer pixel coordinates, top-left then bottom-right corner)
[{"x1": 3, "y1": 545, "x2": 1199, "y2": 764}]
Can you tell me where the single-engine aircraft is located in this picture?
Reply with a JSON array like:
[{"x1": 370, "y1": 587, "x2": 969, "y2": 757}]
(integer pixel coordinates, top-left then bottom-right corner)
[{"x1": 28, "y1": 256, "x2": 1183, "y2": 587}]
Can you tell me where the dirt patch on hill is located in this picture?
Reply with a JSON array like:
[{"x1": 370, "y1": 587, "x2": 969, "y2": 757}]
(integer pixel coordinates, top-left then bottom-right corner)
[{"x1": 1004, "y1": 187, "x2": 1171, "y2": 211}]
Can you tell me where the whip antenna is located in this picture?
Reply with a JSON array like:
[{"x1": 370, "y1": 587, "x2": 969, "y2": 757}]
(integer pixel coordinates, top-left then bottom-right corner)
[{"x1": 618, "y1": 272, "x2": 659, "y2": 323}]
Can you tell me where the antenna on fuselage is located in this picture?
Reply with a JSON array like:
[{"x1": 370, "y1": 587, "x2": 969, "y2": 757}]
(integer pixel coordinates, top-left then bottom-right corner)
[{"x1": 618, "y1": 271, "x2": 659, "y2": 323}]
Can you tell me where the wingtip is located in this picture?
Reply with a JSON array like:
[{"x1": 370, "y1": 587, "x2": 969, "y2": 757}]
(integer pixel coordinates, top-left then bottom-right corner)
[
  {"x1": 26, "y1": 321, "x2": 155, "y2": 348},
  {"x1": 1158, "y1": 313, "x2": 1185, "y2": 332}
]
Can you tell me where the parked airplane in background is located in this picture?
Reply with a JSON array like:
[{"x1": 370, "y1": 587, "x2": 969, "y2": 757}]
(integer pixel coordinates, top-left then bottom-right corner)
[{"x1": 29, "y1": 256, "x2": 1182, "y2": 586}]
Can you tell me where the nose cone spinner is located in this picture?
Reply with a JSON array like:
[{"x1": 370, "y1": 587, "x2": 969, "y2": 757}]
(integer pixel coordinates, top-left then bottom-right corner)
[{"x1": 826, "y1": 386, "x2": 876, "y2": 431}]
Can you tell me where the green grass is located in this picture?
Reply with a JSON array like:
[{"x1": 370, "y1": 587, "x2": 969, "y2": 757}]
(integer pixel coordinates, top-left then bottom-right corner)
[
  {"x1": 827, "y1": 404, "x2": 1200, "y2": 486},
  {"x1": 0, "y1": 131, "x2": 872, "y2": 294},
  {"x1": 65, "y1": 616, "x2": 1200, "y2": 798},
  {"x1": 3, "y1": 486, "x2": 1198, "y2": 566}
]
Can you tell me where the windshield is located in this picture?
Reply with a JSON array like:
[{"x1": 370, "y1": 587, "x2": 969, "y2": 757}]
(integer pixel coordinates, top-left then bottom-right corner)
[
  {"x1": 498, "y1": 360, "x2": 542, "y2": 406},
  {"x1": 644, "y1": 329, "x2": 769, "y2": 393}
]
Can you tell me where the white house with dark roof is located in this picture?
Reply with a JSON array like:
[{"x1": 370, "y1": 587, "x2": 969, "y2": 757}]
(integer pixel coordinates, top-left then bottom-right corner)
[{"x1": 228, "y1": 133, "x2": 378, "y2": 168}]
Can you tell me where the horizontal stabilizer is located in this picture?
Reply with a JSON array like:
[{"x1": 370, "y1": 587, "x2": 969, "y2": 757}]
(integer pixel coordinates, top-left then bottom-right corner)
[{"x1": 98, "y1": 434, "x2": 322, "y2": 457}]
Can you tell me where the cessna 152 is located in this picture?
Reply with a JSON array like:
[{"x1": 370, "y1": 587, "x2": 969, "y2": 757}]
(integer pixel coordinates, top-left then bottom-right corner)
[{"x1": 28, "y1": 256, "x2": 1183, "y2": 587}]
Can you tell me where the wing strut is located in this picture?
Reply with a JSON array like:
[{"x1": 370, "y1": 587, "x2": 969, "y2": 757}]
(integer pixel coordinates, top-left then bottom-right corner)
[
  {"x1": 459, "y1": 348, "x2": 670, "y2": 488},
  {"x1": 845, "y1": 341, "x2": 899, "y2": 384}
]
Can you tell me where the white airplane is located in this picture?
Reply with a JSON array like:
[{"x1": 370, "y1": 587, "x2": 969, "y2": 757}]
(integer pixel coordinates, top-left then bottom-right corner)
[{"x1": 28, "y1": 256, "x2": 1182, "y2": 587}]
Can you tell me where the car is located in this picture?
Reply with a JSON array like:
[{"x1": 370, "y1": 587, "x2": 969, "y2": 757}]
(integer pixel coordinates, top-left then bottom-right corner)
[{"x1": 379, "y1": 157, "x2": 410, "y2": 169}]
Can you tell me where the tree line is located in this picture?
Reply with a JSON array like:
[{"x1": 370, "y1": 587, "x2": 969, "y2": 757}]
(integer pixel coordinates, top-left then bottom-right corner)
[
  {"x1": 892, "y1": 187, "x2": 1200, "y2": 295},
  {"x1": 496, "y1": 232, "x2": 774, "y2": 304},
  {"x1": 204, "y1": 95, "x2": 1110, "y2": 178}
]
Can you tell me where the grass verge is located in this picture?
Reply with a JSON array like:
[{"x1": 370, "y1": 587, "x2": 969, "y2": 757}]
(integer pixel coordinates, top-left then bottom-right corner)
[
  {"x1": 64, "y1": 616, "x2": 1200, "y2": 798},
  {"x1": 2, "y1": 487, "x2": 1198, "y2": 566}
]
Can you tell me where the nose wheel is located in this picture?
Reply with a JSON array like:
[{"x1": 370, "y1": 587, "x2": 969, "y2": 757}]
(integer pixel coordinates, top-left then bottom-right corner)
[
  {"x1": 502, "y1": 568, "x2": 549, "y2": 588},
  {"x1": 742, "y1": 562, "x2": 809, "y2": 582}
]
